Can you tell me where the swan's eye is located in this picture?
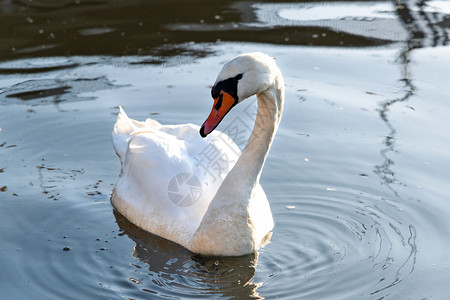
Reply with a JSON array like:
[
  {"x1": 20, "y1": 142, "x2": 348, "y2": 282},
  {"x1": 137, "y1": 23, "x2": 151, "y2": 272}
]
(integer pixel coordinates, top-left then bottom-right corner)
[
  {"x1": 211, "y1": 73, "x2": 242, "y2": 101},
  {"x1": 214, "y1": 93, "x2": 223, "y2": 110}
]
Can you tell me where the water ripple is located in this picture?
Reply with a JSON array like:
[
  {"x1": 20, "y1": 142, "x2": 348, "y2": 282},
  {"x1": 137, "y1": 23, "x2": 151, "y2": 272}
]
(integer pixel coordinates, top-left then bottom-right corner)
[
  {"x1": 110, "y1": 210, "x2": 263, "y2": 299},
  {"x1": 254, "y1": 183, "x2": 418, "y2": 299},
  {"x1": 0, "y1": 58, "x2": 78, "y2": 74}
]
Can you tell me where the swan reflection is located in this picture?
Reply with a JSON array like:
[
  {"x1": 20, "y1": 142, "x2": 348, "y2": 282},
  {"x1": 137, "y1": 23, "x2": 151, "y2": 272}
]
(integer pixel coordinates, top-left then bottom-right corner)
[{"x1": 113, "y1": 210, "x2": 264, "y2": 299}]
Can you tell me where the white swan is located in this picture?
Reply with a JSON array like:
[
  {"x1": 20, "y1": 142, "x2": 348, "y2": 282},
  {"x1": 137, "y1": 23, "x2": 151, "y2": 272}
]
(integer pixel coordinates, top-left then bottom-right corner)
[{"x1": 112, "y1": 52, "x2": 284, "y2": 256}]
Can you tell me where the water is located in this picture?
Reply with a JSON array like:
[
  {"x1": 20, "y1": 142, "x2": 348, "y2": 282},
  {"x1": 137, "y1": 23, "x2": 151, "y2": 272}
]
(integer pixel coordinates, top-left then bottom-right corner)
[{"x1": 1, "y1": 0, "x2": 450, "y2": 299}]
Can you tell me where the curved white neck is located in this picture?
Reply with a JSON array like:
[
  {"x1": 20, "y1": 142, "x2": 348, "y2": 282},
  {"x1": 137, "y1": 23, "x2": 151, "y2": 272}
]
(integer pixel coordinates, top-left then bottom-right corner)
[
  {"x1": 190, "y1": 77, "x2": 284, "y2": 255},
  {"x1": 223, "y1": 86, "x2": 283, "y2": 201}
]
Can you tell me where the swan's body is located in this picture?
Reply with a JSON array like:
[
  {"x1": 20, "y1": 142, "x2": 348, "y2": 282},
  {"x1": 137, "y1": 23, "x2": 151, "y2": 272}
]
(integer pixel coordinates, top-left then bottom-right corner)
[{"x1": 112, "y1": 52, "x2": 284, "y2": 256}]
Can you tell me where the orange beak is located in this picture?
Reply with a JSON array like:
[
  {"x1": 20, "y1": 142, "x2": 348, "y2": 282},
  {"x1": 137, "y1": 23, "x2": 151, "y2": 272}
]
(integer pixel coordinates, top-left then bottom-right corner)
[{"x1": 200, "y1": 91, "x2": 236, "y2": 137}]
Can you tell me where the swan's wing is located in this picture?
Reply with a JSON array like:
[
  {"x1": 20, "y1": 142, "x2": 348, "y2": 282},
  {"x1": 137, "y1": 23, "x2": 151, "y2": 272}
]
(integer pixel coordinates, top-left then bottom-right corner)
[
  {"x1": 112, "y1": 112, "x2": 242, "y2": 245},
  {"x1": 112, "y1": 106, "x2": 161, "y2": 162},
  {"x1": 117, "y1": 123, "x2": 241, "y2": 210}
]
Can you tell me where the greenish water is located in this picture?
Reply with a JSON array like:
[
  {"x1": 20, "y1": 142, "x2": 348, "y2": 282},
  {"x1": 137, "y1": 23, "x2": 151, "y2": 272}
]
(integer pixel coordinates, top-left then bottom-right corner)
[{"x1": 1, "y1": 1, "x2": 450, "y2": 299}]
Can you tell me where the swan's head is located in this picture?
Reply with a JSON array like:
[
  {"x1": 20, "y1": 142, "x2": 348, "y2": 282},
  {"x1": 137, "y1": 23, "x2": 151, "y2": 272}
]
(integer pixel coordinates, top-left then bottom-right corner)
[{"x1": 200, "y1": 52, "x2": 280, "y2": 138}]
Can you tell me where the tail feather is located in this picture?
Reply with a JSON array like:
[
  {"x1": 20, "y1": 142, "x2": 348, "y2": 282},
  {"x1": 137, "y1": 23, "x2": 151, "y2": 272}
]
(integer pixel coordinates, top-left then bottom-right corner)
[{"x1": 112, "y1": 106, "x2": 161, "y2": 160}]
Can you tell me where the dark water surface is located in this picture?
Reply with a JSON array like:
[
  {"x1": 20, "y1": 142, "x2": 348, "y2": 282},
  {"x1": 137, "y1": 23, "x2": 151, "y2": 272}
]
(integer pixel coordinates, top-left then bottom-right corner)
[{"x1": 1, "y1": 0, "x2": 450, "y2": 299}]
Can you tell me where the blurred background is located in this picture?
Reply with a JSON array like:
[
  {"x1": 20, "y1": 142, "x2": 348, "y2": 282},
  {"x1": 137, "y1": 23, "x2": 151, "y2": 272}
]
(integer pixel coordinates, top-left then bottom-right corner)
[{"x1": 0, "y1": 0, "x2": 448, "y2": 59}]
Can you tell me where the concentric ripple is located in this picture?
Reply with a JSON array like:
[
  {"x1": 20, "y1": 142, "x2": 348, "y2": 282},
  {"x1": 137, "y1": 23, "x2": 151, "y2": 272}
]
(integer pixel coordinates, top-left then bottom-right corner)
[
  {"x1": 63, "y1": 181, "x2": 419, "y2": 300},
  {"x1": 253, "y1": 183, "x2": 418, "y2": 299}
]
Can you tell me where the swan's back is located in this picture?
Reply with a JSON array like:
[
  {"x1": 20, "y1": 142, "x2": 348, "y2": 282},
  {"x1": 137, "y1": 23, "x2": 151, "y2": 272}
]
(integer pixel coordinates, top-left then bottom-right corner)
[{"x1": 111, "y1": 108, "x2": 241, "y2": 245}]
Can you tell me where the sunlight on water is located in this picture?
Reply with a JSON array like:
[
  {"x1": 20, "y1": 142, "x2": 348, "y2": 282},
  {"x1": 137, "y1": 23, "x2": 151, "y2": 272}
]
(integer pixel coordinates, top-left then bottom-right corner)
[
  {"x1": 423, "y1": 1, "x2": 450, "y2": 14},
  {"x1": 278, "y1": 2, "x2": 396, "y2": 21},
  {"x1": 252, "y1": 2, "x2": 409, "y2": 42}
]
